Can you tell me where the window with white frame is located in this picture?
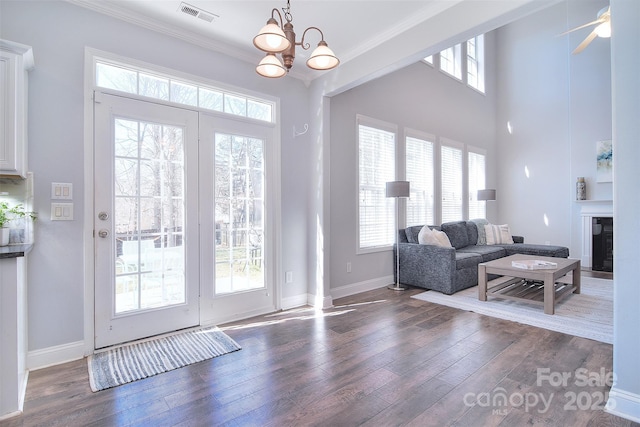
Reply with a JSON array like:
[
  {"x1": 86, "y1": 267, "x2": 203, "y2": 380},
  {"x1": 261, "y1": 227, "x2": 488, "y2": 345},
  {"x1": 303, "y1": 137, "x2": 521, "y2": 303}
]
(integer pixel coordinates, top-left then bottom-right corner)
[
  {"x1": 440, "y1": 140, "x2": 464, "y2": 222},
  {"x1": 358, "y1": 116, "x2": 396, "y2": 251},
  {"x1": 95, "y1": 60, "x2": 275, "y2": 123},
  {"x1": 440, "y1": 44, "x2": 462, "y2": 80},
  {"x1": 406, "y1": 134, "x2": 435, "y2": 226},
  {"x1": 423, "y1": 55, "x2": 433, "y2": 65},
  {"x1": 468, "y1": 149, "x2": 486, "y2": 219},
  {"x1": 467, "y1": 35, "x2": 485, "y2": 93}
]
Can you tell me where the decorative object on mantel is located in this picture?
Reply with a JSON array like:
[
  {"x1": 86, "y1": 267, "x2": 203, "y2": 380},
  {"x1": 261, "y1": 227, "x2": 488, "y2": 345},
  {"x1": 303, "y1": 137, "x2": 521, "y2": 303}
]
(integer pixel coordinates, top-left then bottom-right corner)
[
  {"x1": 596, "y1": 140, "x2": 612, "y2": 183},
  {"x1": 576, "y1": 177, "x2": 586, "y2": 200},
  {"x1": 253, "y1": 0, "x2": 339, "y2": 78},
  {"x1": 386, "y1": 181, "x2": 410, "y2": 291}
]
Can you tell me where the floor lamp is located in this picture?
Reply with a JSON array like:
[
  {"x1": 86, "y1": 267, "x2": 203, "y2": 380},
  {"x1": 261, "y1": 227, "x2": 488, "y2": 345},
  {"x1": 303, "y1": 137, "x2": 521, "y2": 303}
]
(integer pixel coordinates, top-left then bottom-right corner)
[{"x1": 386, "y1": 181, "x2": 410, "y2": 291}]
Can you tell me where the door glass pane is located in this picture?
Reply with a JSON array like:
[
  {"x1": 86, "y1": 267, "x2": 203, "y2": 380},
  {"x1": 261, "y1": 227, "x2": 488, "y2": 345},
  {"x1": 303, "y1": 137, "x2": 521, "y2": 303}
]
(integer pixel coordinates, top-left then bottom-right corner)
[
  {"x1": 114, "y1": 118, "x2": 186, "y2": 313},
  {"x1": 215, "y1": 133, "x2": 265, "y2": 294}
]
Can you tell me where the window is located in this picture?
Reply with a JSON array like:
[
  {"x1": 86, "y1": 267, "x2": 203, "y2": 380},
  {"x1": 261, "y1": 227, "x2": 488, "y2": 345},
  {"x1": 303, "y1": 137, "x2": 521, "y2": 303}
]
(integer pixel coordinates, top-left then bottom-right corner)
[
  {"x1": 358, "y1": 116, "x2": 396, "y2": 251},
  {"x1": 441, "y1": 140, "x2": 464, "y2": 222},
  {"x1": 95, "y1": 60, "x2": 274, "y2": 123},
  {"x1": 423, "y1": 55, "x2": 433, "y2": 65},
  {"x1": 406, "y1": 134, "x2": 435, "y2": 226},
  {"x1": 440, "y1": 44, "x2": 462, "y2": 80},
  {"x1": 467, "y1": 35, "x2": 485, "y2": 93},
  {"x1": 468, "y1": 149, "x2": 486, "y2": 219}
]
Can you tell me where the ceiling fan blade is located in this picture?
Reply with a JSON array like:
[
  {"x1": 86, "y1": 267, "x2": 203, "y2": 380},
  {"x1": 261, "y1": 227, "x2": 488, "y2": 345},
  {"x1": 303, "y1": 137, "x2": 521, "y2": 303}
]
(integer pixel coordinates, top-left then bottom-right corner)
[
  {"x1": 559, "y1": 18, "x2": 603, "y2": 36},
  {"x1": 572, "y1": 29, "x2": 599, "y2": 54}
]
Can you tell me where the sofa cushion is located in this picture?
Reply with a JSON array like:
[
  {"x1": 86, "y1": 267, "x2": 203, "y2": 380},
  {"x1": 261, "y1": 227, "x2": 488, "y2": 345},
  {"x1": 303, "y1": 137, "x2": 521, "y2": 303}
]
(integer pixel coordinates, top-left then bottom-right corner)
[
  {"x1": 466, "y1": 221, "x2": 479, "y2": 246},
  {"x1": 418, "y1": 225, "x2": 452, "y2": 247},
  {"x1": 470, "y1": 218, "x2": 489, "y2": 245},
  {"x1": 485, "y1": 224, "x2": 514, "y2": 245},
  {"x1": 455, "y1": 252, "x2": 483, "y2": 270},
  {"x1": 457, "y1": 245, "x2": 506, "y2": 262},
  {"x1": 441, "y1": 221, "x2": 469, "y2": 249},
  {"x1": 502, "y1": 243, "x2": 569, "y2": 258},
  {"x1": 404, "y1": 225, "x2": 424, "y2": 243}
]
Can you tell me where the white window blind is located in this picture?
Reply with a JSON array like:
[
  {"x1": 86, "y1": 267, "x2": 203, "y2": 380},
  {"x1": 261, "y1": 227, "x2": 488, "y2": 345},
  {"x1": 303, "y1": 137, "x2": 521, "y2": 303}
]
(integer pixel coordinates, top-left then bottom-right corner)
[
  {"x1": 441, "y1": 142, "x2": 463, "y2": 222},
  {"x1": 440, "y1": 44, "x2": 462, "y2": 80},
  {"x1": 358, "y1": 121, "x2": 396, "y2": 250},
  {"x1": 467, "y1": 35, "x2": 485, "y2": 93},
  {"x1": 468, "y1": 150, "x2": 486, "y2": 219},
  {"x1": 406, "y1": 135, "x2": 434, "y2": 226}
]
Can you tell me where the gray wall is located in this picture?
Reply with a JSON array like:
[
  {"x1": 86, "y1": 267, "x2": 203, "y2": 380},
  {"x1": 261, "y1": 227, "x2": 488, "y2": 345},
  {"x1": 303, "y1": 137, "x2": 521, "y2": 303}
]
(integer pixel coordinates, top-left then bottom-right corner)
[
  {"x1": 329, "y1": 33, "x2": 498, "y2": 290},
  {"x1": 0, "y1": 0, "x2": 311, "y2": 351}
]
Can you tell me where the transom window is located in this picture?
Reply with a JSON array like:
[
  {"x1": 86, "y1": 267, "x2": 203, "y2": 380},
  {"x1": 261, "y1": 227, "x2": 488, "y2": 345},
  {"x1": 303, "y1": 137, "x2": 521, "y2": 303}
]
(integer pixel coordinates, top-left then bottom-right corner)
[
  {"x1": 95, "y1": 60, "x2": 274, "y2": 123},
  {"x1": 424, "y1": 33, "x2": 485, "y2": 94}
]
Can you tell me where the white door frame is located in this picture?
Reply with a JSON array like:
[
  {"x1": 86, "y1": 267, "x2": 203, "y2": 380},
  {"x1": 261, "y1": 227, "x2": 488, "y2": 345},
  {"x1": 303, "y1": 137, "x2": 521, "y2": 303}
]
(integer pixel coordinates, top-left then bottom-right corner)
[{"x1": 82, "y1": 49, "x2": 282, "y2": 355}]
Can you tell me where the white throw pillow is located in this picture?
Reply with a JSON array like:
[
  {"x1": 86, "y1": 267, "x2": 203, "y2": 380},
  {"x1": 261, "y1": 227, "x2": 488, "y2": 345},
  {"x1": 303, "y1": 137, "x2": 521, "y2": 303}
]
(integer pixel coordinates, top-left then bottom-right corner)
[
  {"x1": 484, "y1": 224, "x2": 514, "y2": 245},
  {"x1": 418, "y1": 225, "x2": 452, "y2": 247},
  {"x1": 418, "y1": 225, "x2": 433, "y2": 244}
]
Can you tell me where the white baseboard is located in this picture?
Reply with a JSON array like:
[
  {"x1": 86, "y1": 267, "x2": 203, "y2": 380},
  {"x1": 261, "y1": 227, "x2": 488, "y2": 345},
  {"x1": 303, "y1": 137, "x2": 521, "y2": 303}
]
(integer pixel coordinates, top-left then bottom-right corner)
[
  {"x1": 281, "y1": 293, "x2": 309, "y2": 310},
  {"x1": 331, "y1": 275, "x2": 393, "y2": 300},
  {"x1": 27, "y1": 340, "x2": 85, "y2": 371},
  {"x1": 606, "y1": 387, "x2": 640, "y2": 423},
  {"x1": 306, "y1": 293, "x2": 333, "y2": 309}
]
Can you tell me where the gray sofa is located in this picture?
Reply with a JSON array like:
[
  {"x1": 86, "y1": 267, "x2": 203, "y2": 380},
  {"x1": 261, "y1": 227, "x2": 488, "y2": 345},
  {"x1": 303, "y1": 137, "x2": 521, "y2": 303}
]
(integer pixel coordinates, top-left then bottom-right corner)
[{"x1": 395, "y1": 220, "x2": 569, "y2": 295}]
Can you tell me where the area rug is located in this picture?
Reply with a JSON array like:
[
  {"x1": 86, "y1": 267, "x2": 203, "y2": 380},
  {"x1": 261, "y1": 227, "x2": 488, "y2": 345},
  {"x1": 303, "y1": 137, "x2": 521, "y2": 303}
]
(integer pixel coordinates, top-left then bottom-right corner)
[
  {"x1": 87, "y1": 327, "x2": 241, "y2": 392},
  {"x1": 411, "y1": 276, "x2": 613, "y2": 344}
]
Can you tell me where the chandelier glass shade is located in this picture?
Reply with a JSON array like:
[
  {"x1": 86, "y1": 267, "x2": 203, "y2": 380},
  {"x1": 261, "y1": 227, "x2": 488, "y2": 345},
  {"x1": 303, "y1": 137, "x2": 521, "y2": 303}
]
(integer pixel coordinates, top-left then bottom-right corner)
[{"x1": 253, "y1": 1, "x2": 339, "y2": 78}]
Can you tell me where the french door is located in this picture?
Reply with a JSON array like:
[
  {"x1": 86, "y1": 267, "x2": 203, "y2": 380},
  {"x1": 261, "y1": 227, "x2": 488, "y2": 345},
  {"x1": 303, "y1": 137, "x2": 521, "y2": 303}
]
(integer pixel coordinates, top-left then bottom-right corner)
[
  {"x1": 94, "y1": 93, "x2": 277, "y2": 349},
  {"x1": 94, "y1": 93, "x2": 199, "y2": 348},
  {"x1": 198, "y1": 114, "x2": 276, "y2": 325}
]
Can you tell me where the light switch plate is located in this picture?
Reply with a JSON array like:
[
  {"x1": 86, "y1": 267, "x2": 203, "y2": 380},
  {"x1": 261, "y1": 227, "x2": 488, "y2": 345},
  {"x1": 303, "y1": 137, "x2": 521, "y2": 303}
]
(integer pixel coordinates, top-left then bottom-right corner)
[
  {"x1": 51, "y1": 182, "x2": 73, "y2": 200},
  {"x1": 51, "y1": 203, "x2": 74, "y2": 220}
]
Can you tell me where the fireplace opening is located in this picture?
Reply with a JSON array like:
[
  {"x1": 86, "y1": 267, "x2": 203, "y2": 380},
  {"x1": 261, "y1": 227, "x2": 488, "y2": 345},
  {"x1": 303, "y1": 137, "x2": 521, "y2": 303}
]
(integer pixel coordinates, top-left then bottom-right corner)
[{"x1": 592, "y1": 217, "x2": 613, "y2": 272}]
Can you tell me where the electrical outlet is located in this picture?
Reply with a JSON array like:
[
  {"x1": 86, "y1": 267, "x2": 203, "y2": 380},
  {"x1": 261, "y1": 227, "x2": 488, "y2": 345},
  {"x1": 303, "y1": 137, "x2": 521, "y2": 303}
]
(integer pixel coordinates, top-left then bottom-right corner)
[
  {"x1": 285, "y1": 271, "x2": 293, "y2": 283},
  {"x1": 346, "y1": 262, "x2": 352, "y2": 273}
]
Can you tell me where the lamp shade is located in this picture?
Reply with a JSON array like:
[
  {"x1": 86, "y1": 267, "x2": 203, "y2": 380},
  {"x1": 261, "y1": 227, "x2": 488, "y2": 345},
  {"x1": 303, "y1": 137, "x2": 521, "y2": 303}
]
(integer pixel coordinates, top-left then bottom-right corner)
[
  {"x1": 306, "y1": 41, "x2": 340, "y2": 70},
  {"x1": 477, "y1": 189, "x2": 496, "y2": 201},
  {"x1": 256, "y1": 53, "x2": 287, "y2": 78},
  {"x1": 386, "y1": 181, "x2": 410, "y2": 198},
  {"x1": 253, "y1": 19, "x2": 291, "y2": 53}
]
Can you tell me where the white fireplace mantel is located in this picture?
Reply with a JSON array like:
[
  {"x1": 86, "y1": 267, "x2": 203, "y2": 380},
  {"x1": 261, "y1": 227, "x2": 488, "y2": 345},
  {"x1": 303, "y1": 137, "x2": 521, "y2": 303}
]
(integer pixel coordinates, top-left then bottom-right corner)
[{"x1": 579, "y1": 200, "x2": 613, "y2": 268}]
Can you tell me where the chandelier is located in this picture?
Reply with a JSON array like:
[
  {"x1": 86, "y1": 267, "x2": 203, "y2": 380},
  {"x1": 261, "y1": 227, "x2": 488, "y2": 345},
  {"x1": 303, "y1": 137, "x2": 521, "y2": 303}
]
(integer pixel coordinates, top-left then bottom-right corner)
[{"x1": 253, "y1": 0, "x2": 339, "y2": 78}]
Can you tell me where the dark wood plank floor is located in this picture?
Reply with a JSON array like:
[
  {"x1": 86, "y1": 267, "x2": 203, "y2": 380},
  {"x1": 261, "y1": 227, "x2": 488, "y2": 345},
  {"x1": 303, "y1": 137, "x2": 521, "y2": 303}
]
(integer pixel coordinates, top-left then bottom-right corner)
[{"x1": 4, "y1": 283, "x2": 636, "y2": 427}]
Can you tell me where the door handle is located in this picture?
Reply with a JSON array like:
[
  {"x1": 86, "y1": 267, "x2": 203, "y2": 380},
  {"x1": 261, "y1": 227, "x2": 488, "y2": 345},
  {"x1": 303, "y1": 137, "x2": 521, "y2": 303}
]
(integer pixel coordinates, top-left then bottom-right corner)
[
  {"x1": 98, "y1": 212, "x2": 109, "y2": 221},
  {"x1": 98, "y1": 229, "x2": 109, "y2": 238}
]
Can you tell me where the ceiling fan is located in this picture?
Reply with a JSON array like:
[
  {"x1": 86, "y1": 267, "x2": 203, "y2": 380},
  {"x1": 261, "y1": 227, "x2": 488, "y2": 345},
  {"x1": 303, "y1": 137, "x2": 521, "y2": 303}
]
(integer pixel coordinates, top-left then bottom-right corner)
[{"x1": 561, "y1": 5, "x2": 611, "y2": 54}]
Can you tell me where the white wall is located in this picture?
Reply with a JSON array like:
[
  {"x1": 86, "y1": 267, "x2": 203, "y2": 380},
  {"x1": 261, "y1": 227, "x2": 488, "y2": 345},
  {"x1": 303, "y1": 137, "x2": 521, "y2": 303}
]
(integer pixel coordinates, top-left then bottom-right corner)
[
  {"x1": 495, "y1": 0, "x2": 611, "y2": 257},
  {"x1": 609, "y1": 0, "x2": 640, "y2": 421},
  {"x1": 0, "y1": 0, "x2": 311, "y2": 352},
  {"x1": 328, "y1": 33, "x2": 498, "y2": 290}
]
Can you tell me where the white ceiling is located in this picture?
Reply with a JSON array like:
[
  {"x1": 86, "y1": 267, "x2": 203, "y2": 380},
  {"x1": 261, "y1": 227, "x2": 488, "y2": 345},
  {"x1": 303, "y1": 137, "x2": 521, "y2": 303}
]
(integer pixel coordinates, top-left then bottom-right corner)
[
  {"x1": 68, "y1": 1, "x2": 564, "y2": 85},
  {"x1": 68, "y1": 0, "x2": 485, "y2": 81}
]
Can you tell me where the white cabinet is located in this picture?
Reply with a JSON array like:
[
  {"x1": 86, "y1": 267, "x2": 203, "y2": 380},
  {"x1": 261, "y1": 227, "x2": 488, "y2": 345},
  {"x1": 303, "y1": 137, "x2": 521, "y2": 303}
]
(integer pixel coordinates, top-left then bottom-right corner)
[
  {"x1": 0, "y1": 40, "x2": 34, "y2": 178},
  {"x1": 0, "y1": 255, "x2": 28, "y2": 419}
]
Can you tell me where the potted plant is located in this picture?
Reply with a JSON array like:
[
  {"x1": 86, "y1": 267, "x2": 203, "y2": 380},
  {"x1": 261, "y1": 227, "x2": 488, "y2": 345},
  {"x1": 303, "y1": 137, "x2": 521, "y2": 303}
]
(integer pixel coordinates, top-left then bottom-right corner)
[{"x1": 0, "y1": 201, "x2": 37, "y2": 246}]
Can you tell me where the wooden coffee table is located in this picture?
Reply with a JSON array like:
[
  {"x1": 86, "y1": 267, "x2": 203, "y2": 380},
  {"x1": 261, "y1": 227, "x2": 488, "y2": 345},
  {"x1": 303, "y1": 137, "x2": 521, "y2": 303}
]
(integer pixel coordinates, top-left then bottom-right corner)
[{"x1": 478, "y1": 254, "x2": 581, "y2": 315}]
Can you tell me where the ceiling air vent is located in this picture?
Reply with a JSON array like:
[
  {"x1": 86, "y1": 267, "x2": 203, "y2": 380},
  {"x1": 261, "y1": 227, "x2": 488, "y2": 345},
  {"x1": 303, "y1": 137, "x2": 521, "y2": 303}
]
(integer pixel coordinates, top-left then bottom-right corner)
[{"x1": 179, "y1": 2, "x2": 218, "y2": 23}]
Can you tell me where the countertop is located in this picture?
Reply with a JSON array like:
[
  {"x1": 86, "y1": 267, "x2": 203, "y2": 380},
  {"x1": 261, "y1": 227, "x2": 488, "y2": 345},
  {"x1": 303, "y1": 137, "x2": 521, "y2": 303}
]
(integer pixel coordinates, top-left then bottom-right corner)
[{"x1": 0, "y1": 243, "x2": 33, "y2": 259}]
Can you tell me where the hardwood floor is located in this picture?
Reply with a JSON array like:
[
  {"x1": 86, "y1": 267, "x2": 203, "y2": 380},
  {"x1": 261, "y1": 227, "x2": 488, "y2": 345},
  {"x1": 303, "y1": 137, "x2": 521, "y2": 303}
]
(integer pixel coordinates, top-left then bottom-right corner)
[{"x1": 4, "y1": 285, "x2": 637, "y2": 427}]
